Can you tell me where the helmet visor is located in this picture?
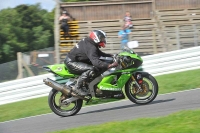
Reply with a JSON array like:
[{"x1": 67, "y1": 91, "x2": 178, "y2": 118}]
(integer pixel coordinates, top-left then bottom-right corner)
[
  {"x1": 100, "y1": 37, "x2": 106, "y2": 44},
  {"x1": 99, "y1": 37, "x2": 106, "y2": 48}
]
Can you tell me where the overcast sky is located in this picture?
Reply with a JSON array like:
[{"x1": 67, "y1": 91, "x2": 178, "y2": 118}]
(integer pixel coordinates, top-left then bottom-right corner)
[{"x1": 0, "y1": 0, "x2": 56, "y2": 12}]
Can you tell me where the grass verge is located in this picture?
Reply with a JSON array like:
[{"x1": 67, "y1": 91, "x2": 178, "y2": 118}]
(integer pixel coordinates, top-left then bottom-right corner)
[
  {"x1": 50, "y1": 109, "x2": 200, "y2": 133},
  {"x1": 0, "y1": 69, "x2": 200, "y2": 122}
]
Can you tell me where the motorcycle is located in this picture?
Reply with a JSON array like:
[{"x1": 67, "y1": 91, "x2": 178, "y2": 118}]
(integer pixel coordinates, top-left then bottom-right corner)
[{"x1": 43, "y1": 42, "x2": 158, "y2": 117}]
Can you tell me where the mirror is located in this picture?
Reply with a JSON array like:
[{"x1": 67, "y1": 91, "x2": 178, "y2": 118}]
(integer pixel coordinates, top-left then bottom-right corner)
[{"x1": 127, "y1": 41, "x2": 139, "y2": 48}]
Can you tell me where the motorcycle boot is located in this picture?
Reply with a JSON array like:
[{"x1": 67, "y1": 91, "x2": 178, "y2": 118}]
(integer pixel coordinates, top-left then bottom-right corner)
[
  {"x1": 72, "y1": 87, "x2": 88, "y2": 96},
  {"x1": 72, "y1": 69, "x2": 96, "y2": 96},
  {"x1": 72, "y1": 81, "x2": 88, "y2": 96}
]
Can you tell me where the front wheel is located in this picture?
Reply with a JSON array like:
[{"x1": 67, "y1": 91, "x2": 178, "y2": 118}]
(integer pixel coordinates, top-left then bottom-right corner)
[
  {"x1": 48, "y1": 89, "x2": 83, "y2": 117},
  {"x1": 125, "y1": 73, "x2": 158, "y2": 105}
]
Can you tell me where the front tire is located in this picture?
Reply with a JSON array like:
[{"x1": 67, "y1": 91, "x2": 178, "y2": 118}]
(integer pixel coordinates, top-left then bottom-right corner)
[
  {"x1": 48, "y1": 89, "x2": 83, "y2": 117},
  {"x1": 125, "y1": 73, "x2": 158, "y2": 105}
]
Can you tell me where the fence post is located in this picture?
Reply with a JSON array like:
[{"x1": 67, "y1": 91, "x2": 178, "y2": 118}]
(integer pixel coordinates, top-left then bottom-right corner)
[
  {"x1": 152, "y1": 0, "x2": 156, "y2": 18},
  {"x1": 21, "y1": 60, "x2": 34, "y2": 77},
  {"x1": 176, "y1": 26, "x2": 180, "y2": 50},
  {"x1": 193, "y1": 24, "x2": 198, "y2": 46},
  {"x1": 110, "y1": 38, "x2": 115, "y2": 53},
  {"x1": 54, "y1": 0, "x2": 60, "y2": 64},
  {"x1": 16, "y1": 52, "x2": 23, "y2": 79},
  {"x1": 152, "y1": 29, "x2": 157, "y2": 54}
]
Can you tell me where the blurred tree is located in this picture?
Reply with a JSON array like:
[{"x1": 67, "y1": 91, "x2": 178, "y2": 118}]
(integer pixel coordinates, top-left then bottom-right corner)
[{"x1": 0, "y1": 4, "x2": 54, "y2": 64}]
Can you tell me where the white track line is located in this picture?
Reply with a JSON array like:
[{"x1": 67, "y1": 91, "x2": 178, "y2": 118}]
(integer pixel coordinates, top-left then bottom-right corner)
[{"x1": 1, "y1": 88, "x2": 200, "y2": 124}]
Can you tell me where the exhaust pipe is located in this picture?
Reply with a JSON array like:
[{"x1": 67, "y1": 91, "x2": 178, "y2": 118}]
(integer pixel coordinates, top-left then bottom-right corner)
[
  {"x1": 43, "y1": 78, "x2": 89, "y2": 101},
  {"x1": 43, "y1": 78, "x2": 72, "y2": 96}
]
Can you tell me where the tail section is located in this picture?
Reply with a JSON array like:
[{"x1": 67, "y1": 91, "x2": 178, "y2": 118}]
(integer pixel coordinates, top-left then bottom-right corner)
[{"x1": 43, "y1": 64, "x2": 77, "y2": 78}]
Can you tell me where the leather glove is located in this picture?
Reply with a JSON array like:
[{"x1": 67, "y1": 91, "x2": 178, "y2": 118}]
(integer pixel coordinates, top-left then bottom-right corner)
[{"x1": 108, "y1": 62, "x2": 118, "y2": 69}]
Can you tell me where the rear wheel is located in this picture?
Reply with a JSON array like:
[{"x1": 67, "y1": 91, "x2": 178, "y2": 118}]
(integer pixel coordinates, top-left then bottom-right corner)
[
  {"x1": 48, "y1": 89, "x2": 83, "y2": 117},
  {"x1": 125, "y1": 74, "x2": 158, "y2": 104}
]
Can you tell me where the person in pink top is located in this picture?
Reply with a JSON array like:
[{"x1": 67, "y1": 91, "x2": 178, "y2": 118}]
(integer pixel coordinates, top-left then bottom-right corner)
[{"x1": 123, "y1": 11, "x2": 133, "y2": 29}]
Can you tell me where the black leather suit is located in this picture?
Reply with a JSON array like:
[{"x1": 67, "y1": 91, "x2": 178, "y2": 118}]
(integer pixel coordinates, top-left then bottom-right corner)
[{"x1": 64, "y1": 37, "x2": 112, "y2": 88}]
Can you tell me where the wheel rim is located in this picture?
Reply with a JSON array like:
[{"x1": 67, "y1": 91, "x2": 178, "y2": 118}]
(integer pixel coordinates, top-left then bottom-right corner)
[
  {"x1": 52, "y1": 91, "x2": 78, "y2": 114},
  {"x1": 128, "y1": 77, "x2": 156, "y2": 103}
]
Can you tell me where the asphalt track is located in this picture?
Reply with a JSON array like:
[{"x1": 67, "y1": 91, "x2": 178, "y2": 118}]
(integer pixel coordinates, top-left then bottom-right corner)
[{"x1": 1, "y1": 88, "x2": 200, "y2": 133}]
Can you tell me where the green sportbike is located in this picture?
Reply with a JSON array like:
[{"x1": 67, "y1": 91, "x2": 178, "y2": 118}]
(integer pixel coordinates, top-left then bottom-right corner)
[{"x1": 43, "y1": 44, "x2": 158, "y2": 117}]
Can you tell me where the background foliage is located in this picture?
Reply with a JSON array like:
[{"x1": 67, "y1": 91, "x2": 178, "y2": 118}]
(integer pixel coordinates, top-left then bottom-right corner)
[
  {"x1": 0, "y1": 0, "x2": 98, "y2": 64},
  {"x1": 0, "y1": 4, "x2": 54, "y2": 64}
]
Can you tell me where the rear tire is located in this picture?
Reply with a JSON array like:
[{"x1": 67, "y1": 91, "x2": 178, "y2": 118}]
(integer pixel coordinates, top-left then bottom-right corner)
[
  {"x1": 48, "y1": 89, "x2": 83, "y2": 117},
  {"x1": 125, "y1": 74, "x2": 158, "y2": 105}
]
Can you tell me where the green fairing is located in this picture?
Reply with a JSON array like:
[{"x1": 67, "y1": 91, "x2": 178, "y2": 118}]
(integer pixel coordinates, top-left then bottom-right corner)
[
  {"x1": 96, "y1": 52, "x2": 142, "y2": 91},
  {"x1": 45, "y1": 51, "x2": 142, "y2": 91},
  {"x1": 97, "y1": 74, "x2": 131, "y2": 91},
  {"x1": 47, "y1": 64, "x2": 77, "y2": 78},
  {"x1": 119, "y1": 52, "x2": 143, "y2": 62}
]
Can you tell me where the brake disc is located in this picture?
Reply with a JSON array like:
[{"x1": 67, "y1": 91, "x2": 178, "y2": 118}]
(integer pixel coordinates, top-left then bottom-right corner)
[{"x1": 132, "y1": 80, "x2": 149, "y2": 97}]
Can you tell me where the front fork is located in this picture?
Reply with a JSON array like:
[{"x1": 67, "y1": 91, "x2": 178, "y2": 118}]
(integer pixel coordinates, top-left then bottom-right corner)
[
  {"x1": 121, "y1": 61, "x2": 143, "y2": 93},
  {"x1": 131, "y1": 75, "x2": 143, "y2": 93}
]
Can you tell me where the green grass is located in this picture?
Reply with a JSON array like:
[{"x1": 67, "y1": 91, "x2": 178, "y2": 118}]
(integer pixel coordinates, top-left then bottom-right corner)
[
  {"x1": 0, "y1": 69, "x2": 200, "y2": 122},
  {"x1": 156, "y1": 69, "x2": 200, "y2": 94},
  {"x1": 50, "y1": 109, "x2": 200, "y2": 133},
  {"x1": 0, "y1": 97, "x2": 51, "y2": 122}
]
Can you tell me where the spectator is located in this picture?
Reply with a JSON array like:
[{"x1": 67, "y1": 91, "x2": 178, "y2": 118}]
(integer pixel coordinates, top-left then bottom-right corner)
[
  {"x1": 123, "y1": 11, "x2": 133, "y2": 29},
  {"x1": 118, "y1": 25, "x2": 131, "y2": 49},
  {"x1": 59, "y1": 11, "x2": 71, "y2": 38}
]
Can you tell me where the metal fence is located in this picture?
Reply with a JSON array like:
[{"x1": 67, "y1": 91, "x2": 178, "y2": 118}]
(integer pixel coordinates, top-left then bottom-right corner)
[
  {"x1": 0, "y1": 46, "x2": 200, "y2": 105},
  {"x1": 22, "y1": 47, "x2": 55, "y2": 76},
  {"x1": 0, "y1": 61, "x2": 18, "y2": 83},
  {"x1": 0, "y1": 47, "x2": 55, "y2": 83}
]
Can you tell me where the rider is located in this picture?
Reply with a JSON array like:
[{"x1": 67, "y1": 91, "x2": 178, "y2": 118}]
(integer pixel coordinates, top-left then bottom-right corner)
[{"x1": 64, "y1": 30, "x2": 118, "y2": 96}]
